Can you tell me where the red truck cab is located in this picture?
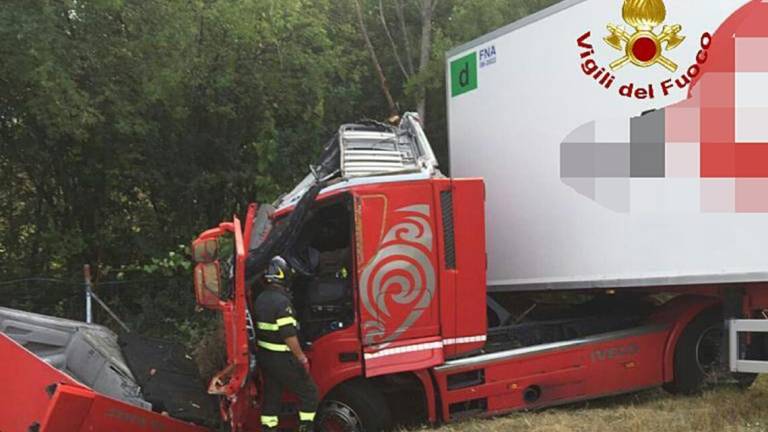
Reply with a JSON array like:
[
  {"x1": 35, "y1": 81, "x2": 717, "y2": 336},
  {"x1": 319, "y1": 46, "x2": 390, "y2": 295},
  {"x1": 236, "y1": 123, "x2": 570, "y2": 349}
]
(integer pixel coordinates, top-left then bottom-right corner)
[
  {"x1": 192, "y1": 113, "x2": 768, "y2": 432},
  {"x1": 192, "y1": 114, "x2": 488, "y2": 430}
]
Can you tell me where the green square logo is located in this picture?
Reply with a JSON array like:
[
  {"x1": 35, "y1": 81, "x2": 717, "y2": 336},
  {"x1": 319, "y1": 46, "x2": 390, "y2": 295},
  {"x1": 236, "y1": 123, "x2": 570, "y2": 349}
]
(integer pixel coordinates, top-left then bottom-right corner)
[{"x1": 450, "y1": 52, "x2": 477, "y2": 97}]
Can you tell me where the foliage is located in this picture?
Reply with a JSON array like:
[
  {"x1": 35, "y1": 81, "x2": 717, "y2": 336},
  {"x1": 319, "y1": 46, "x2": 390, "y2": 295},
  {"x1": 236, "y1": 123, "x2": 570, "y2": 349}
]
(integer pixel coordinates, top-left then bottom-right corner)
[{"x1": 0, "y1": 0, "x2": 558, "y2": 344}]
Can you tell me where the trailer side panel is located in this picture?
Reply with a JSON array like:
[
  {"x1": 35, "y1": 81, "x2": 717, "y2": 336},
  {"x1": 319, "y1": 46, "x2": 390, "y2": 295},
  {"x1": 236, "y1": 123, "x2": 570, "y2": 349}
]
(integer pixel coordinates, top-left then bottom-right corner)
[{"x1": 447, "y1": 0, "x2": 766, "y2": 290}]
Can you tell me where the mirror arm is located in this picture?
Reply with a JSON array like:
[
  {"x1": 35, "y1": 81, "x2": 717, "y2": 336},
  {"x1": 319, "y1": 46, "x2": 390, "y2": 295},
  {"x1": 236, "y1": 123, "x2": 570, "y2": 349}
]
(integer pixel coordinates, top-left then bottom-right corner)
[{"x1": 197, "y1": 223, "x2": 234, "y2": 242}]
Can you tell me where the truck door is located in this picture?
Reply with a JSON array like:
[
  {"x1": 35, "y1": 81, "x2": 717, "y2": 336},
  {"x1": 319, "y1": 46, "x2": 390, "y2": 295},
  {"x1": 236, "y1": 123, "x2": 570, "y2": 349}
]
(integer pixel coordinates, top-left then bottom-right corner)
[{"x1": 354, "y1": 182, "x2": 443, "y2": 377}]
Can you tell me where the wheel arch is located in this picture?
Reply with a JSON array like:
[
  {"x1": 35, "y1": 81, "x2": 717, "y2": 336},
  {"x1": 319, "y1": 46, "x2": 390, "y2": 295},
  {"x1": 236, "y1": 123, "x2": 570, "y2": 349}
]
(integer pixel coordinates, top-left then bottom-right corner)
[
  {"x1": 320, "y1": 369, "x2": 438, "y2": 425},
  {"x1": 315, "y1": 367, "x2": 363, "y2": 401},
  {"x1": 651, "y1": 294, "x2": 722, "y2": 383}
]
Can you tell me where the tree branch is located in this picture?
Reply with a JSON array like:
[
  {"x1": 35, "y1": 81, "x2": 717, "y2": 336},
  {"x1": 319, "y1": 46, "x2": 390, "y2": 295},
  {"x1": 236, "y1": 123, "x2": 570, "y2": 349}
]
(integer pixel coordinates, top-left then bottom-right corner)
[
  {"x1": 379, "y1": 0, "x2": 409, "y2": 80},
  {"x1": 416, "y1": 0, "x2": 434, "y2": 123},
  {"x1": 394, "y1": 0, "x2": 415, "y2": 75},
  {"x1": 418, "y1": 0, "x2": 433, "y2": 74},
  {"x1": 353, "y1": 0, "x2": 398, "y2": 117}
]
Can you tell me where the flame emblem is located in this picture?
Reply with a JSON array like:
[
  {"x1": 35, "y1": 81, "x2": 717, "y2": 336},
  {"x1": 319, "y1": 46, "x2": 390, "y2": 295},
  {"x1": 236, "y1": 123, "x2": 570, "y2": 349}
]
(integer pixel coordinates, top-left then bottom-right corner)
[{"x1": 604, "y1": 0, "x2": 685, "y2": 71}]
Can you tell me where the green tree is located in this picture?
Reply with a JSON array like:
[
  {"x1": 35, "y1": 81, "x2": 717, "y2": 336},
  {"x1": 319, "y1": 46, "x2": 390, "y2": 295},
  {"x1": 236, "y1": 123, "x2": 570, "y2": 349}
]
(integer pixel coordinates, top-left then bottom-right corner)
[{"x1": 0, "y1": 0, "x2": 560, "y2": 338}]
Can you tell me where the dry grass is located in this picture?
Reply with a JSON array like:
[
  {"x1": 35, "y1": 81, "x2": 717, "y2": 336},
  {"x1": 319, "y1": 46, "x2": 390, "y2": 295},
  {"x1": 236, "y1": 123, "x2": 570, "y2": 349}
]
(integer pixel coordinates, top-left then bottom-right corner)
[{"x1": 422, "y1": 377, "x2": 768, "y2": 432}]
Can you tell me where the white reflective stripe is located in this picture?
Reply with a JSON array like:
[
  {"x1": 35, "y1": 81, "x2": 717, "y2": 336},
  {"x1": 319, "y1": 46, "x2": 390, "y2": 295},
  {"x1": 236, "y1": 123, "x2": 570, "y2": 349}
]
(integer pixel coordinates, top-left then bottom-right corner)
[
  {"x1": 363, "y1": 335, "x2": 486, "y2": 360},
  {"x1": 443, "y1": 335, "x2": 487, "y2": 346},
  {"x1": 364, "y1": 341, "x2": 443, "y2": 360}
]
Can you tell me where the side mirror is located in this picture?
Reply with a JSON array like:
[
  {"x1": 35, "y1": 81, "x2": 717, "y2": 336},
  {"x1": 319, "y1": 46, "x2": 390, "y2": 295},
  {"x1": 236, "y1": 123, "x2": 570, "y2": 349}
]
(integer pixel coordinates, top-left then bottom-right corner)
[
  {"x1": 192, "y1": 238, "x2": 219, "y2": 263},
  {"x1": 194, "y1": 262, "x2": 222, "y2": 309}
]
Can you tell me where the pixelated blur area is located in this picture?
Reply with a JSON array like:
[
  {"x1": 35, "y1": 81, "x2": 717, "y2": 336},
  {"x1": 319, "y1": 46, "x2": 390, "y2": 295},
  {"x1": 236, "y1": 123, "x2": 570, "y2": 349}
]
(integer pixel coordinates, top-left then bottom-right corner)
[{"x1": 561, "y1": 1, "x2": 768, "y2": 213}]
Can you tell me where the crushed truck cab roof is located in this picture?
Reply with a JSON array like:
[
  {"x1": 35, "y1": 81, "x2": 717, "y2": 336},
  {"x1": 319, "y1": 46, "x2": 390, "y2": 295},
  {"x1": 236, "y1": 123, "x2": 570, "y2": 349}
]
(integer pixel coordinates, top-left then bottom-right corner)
[{"x1": 275, "y1": 112, "x2": 440, "y2": 212}]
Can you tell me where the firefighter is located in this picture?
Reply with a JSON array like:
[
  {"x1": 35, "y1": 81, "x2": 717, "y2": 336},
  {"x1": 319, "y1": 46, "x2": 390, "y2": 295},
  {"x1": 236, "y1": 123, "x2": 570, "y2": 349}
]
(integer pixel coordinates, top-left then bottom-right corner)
[{"x1": 254, "y1": 255, "x2": 319, "y2": 431}]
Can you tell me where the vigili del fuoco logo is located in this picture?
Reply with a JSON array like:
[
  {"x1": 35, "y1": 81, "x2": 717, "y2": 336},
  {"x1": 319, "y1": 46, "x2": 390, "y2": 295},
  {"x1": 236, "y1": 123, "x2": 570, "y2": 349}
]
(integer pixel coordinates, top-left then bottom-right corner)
[
  {"x1": 604, "y1": 0, "x2": 685, "y2": 71},
  {"x1": 577, "y1": 0, "x2": 712, "y2": 100}
]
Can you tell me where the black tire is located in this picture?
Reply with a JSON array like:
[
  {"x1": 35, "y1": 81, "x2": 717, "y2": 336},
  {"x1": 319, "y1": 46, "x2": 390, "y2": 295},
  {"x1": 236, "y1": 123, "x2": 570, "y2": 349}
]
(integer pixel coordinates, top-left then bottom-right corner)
[
  {"x1": 317, "y1": 380, "x2": 393, "y2": 432},
  {"x1": 663, "y1": 308, "x2": 758, "y2": 395}
]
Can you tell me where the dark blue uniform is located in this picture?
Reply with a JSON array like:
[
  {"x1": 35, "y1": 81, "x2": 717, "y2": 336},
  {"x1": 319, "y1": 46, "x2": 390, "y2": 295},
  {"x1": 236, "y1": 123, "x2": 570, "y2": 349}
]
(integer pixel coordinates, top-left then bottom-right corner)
[{"x1": 254, "y1": 284, "x2": 318, "y2": 430}]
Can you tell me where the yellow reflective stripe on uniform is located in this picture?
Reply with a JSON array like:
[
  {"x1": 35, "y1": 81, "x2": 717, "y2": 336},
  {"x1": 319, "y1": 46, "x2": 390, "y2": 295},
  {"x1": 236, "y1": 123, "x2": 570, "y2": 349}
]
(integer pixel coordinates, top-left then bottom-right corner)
[
  {"x1": 257, "y1": 321, "x2": 279, "y2": 331},
  {"x1": 261, "y1": 415, "x2": 279, "y2": 427},
  {"x1": 258, "y1": 340, "x2": 291, "y2": 352},
  {"x1": 257, "y1": 317, "x2": 296, "y2": 332},
  {"x1": 276, "y1": 316, "x2": 297, "y2": 327},
  {"x1": 299, "y1": 411, "x2": 316, "y2": 422}
]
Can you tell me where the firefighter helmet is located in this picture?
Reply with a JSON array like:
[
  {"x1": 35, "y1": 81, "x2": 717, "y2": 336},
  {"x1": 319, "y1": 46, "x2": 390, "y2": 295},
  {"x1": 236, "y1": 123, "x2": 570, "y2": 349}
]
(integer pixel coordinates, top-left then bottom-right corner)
[{"x1": 265, "y1": 255, "x2": 291, "y2": 285}]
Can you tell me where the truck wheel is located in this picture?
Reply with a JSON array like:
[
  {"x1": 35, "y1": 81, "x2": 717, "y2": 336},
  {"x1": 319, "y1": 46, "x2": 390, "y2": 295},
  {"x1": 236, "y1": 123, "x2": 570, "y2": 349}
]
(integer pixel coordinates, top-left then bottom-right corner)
[
  {"x1": 317, "y1": 381, "x2": 392, "y2": 432},
  {"x1": 663, "y1": 309, "x2": 757, "y2": 395}
]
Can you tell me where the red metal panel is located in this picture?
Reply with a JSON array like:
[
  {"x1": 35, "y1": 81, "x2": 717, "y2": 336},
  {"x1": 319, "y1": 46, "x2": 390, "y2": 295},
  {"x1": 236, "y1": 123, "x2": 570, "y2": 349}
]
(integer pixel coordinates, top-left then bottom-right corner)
[
  {"x1": 432, "y1": 326, "x2": 670, "y2": 422},
  {"x1": 0, "y1": 333, "x2": 209, "y2": 432},
  {"x1": 579, "y1": 331, "x2": 666, "y2": 398},
  {"x1": 64, "y1": 386, "x2": 207, "y2": 432},
  {"x1": 432, "y1": 179, "x2": 458, "y2": 358},
  {"x1": 354, "y1": 181, "x2": 443, "y2": 376},
  {"x1": 363, "y1": 336, "x2": 445, "y2": 378},
  {"x1": 192, "y1": 215, "x2": 253, "y2": 430},
  {"x1": 308, "y1": 326, "x2": 363, "y2": 395},
  {"x1": 40, "y1": 385, "x2": 94, "y2": 432},
  {"x1": 448, "y1": 179, "x2": 487, "y2": 357},
  {"x1": 355, "y1": 194, "x2": 387, "y2": 266},
  {"x1": 0, "y1": 333, "x2": 83, "y2": 432},
  {"x1": 413, "y1": 369, "x2": 438, "y2": 424}
]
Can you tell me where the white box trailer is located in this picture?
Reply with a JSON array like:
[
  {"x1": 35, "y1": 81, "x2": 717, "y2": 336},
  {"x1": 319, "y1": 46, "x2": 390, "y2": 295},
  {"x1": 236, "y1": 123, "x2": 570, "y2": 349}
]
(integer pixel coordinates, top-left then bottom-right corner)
[{"x1": 446, "y1": 0, "x2": 768, "y2": 292}]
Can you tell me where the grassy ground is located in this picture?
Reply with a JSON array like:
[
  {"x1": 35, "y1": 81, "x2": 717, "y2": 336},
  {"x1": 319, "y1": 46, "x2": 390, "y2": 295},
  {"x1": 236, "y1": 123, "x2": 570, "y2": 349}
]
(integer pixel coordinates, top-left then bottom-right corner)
[{"x1": 422, "y1": 377, "x2": 768, "y2": 432}]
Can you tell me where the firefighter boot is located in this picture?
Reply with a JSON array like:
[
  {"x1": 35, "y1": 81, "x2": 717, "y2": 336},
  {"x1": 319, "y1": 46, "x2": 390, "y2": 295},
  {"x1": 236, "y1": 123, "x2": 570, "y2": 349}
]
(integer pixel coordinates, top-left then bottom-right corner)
[
  {"x1": 260, "y1": 415, "x2": 279, "y2": 432},
  {"x1": 298, "y1": 421, "x2": 314, "y2": 432}
]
